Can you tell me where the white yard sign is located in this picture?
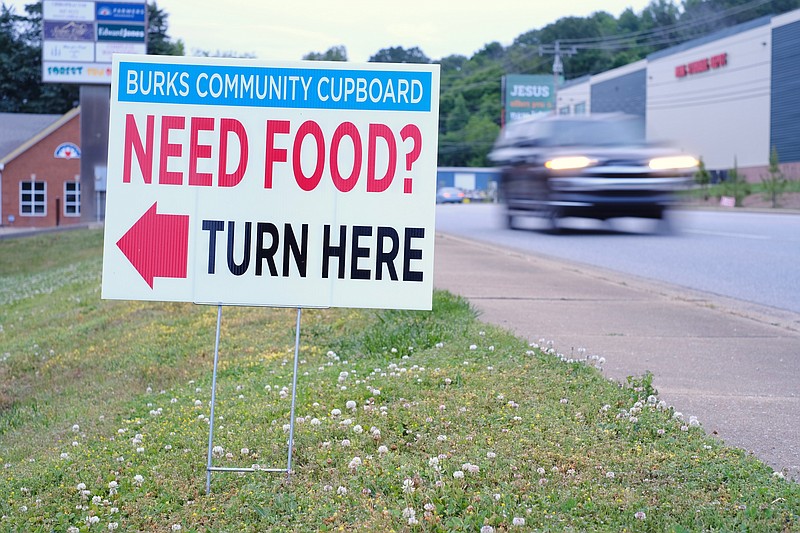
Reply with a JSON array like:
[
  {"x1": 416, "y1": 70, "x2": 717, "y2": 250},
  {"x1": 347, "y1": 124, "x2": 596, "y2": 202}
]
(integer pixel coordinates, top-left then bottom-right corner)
[{"x1": 102, "y1": 55, "x2": 440, "y2": 310}]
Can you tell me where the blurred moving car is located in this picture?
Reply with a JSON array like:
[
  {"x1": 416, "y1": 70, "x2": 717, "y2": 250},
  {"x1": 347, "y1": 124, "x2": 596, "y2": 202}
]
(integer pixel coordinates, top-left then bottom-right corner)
[
  {"x1": 436, "y1": 187, "x2": 466, "y2": 204},
  {"x1": 488, "y1": 113, "x2": 697, "y2": 230}
]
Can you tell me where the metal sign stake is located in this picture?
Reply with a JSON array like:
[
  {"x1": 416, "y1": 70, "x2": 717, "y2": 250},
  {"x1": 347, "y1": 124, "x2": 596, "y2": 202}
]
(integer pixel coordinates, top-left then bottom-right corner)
[{"x1": 205, "y1": 306, "x2": 303, "y2": 494}]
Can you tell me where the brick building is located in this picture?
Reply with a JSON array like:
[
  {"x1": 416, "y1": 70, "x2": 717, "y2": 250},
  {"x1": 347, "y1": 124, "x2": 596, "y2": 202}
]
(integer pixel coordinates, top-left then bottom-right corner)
[{"x1": 0, "y1": 108, "x2": 82, "y2": 228}]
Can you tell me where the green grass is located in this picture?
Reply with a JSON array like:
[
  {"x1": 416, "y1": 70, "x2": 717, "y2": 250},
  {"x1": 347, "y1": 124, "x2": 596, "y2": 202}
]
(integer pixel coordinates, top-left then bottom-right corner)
[{"x1": 1, "y1": 228, "x2": 798, "y2": 532}]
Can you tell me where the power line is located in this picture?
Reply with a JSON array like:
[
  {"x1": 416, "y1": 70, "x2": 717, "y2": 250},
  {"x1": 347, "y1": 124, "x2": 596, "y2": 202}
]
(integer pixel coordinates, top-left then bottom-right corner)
[{"x1": 550, "y1": 0, "x2": 773, "y2": 50}]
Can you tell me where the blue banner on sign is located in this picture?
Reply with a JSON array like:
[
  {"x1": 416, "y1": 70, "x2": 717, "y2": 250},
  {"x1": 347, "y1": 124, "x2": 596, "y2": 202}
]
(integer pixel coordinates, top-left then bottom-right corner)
[
  {"x1": 97, "y1": 23, "x2": 146, "y2": 42},
  {"x1": 96, "y1": 2, "x2": 146, "y2": 22},
  {"x1": 117, "y1": 62, "x2": 433, "y2": 112}
]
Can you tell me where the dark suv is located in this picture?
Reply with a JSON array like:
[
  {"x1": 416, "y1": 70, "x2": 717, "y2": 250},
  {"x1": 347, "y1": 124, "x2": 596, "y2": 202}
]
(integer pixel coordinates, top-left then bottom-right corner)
[{"x1": 488, "y1": 113, "x2": 697, "y2": 230}]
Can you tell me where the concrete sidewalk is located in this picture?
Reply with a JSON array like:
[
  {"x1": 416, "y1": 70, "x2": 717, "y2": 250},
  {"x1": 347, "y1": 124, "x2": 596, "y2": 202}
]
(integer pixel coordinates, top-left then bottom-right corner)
[{"x1": 433, "y1": 232, "x2": 800, "y2": 481}]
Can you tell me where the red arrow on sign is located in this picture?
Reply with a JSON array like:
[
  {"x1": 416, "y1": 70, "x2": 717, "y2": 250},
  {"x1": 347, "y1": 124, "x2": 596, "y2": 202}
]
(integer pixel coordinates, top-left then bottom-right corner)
[{"x1": 116, "y1": 202, "x2": 189, "y2": 288}]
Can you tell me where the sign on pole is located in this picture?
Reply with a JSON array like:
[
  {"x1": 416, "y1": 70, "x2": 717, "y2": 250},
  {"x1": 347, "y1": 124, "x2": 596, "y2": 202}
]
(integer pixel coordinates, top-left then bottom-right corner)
[
  {"x1": 102, "y1": 55, "x2": 440, "y2": 310},
  {"x1": 42, "y1": 0, "x2": 147, "y2": 85},
  {"x1": 502, "y1": 74, "x2": 557, "y2": 124}
]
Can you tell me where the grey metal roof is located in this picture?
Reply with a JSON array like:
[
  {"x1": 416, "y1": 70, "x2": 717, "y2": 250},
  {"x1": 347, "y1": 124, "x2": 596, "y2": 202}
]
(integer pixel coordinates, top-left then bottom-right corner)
[{"x1": 0, "y1": 112, "x2": 62, "y2": 161}]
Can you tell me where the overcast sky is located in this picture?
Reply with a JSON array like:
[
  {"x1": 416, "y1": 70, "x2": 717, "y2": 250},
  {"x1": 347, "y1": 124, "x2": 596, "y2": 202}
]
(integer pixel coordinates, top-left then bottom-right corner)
[{"x1": 8, "y1": 0, "x2": 654, "y2": 62}]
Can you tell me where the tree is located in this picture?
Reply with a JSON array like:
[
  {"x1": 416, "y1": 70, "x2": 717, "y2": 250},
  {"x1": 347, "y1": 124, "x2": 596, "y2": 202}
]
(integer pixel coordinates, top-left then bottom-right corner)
[
  {"x1": 0, "y1": 2, "x2": 78, "y2": 113},
  {"x1": 761, "y1": 146, "x2": 788, "y2": 208},
  {"x1": 694, "y1": 157, "x2": 712, "y2": 200},
  {"x1": 369, "y1": 46, "x2": 430, "y2": 64},
  {"x1": 303, "y1": 46, "x2": 348, "y2": 61},
  {"x1": 147, "y1": 2, "x2": 184, "y2": 56},
  {"x1": 722, "y1": 158, "x2": 750, "y2": 207}
]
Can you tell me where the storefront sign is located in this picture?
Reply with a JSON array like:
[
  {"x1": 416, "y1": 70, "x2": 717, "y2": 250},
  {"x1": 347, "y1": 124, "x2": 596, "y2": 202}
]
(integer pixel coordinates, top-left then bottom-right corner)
[{"x1": 675, "y1": 53, "x2": 728, "y2": 78}]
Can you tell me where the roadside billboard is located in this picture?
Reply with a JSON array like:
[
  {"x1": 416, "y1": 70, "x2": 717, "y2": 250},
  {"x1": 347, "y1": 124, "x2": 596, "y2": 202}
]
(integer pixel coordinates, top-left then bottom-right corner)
[
  {"x1": 502, "y1": 74, "x2": 557, "y2": 124},
  {"x1": 101, "y1": 55, "x2": 441, "y2": 310},
  {"x1": 42, "y1": 0, "x2": 147, "y2": 84}
]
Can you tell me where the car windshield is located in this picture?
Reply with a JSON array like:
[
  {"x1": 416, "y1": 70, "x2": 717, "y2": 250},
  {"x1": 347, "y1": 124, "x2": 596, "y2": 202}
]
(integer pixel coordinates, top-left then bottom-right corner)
[
  {"x1": 498, "y1": 116, "x2": 645, "y2": 148},
  {"x1": 544, "y1": 118, "x2": 644, "y2": 146}
]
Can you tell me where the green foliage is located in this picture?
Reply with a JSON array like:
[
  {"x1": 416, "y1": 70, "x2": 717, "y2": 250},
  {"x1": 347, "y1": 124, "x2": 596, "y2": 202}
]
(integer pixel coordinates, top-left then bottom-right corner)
[
  {"x1": 369, "y1": 46, "x2": 430, "y2": 64},
  {"x1": 1, "y1": 228, "x2": 799, "y2": 531},
  {"x1": 761, "y1": 146, "x2": 789, "y2": 208},
  {"x1": 721, "y1": 158, "x2": 751, "y2": 207},
  {"x1": 694, "y1": 157, "x2": 712, "y2": 200},
  {"x1": 0, "y1": 1, "x2": 184, "y2": 113},
  {"x1": 146, "y1": 2, "x2": 184, "y2": 56},
  {"x1": 303, "y1": 45, "x2": 348, "y2": 62},
  {"x1": 0, "y1": 2, "x2": 77, "y2": 113}
]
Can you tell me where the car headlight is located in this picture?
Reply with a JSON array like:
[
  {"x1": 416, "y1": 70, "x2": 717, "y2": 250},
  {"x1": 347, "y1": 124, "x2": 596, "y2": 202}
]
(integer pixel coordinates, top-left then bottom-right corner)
[
  {"x1": 544, "y1": 156, "x2": 596, "y2": 170},
  {"x1": 648, "y1": 155, "x2": 699, "y2": 171}
]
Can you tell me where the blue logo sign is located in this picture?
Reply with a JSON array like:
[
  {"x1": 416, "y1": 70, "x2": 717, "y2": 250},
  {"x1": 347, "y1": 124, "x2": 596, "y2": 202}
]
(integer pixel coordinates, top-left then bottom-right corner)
[
  {"x1": 97, "y1": 23, "x2": 146, "y2": 42},
  {"x1": 96, "y1": 2, "x2": 146, "y2": 22},
  {"x1": 54, "y1": 142, "x2": 81, "y2": 160}
]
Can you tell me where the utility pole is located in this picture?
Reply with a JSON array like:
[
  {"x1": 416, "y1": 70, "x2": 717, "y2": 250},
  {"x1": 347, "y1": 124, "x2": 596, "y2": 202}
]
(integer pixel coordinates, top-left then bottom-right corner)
[{"x1": 538, "y1": 40, "x2": 577, "y2": 113}]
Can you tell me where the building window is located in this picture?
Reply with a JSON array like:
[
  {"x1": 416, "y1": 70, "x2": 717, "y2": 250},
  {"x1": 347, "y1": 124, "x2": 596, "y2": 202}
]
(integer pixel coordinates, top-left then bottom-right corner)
[
  {"x1": 64, "y1": 181, "x2": 81, "y2": 217},
  {"x1": 559, "y1": 106, "x2": 570, "y2": 115},
  {"x1": 574, "y1": 102, "x2": 587, "y2": 115},
  {"x1": 20, "y1": 180, "x2": 46, "y2": 216}
]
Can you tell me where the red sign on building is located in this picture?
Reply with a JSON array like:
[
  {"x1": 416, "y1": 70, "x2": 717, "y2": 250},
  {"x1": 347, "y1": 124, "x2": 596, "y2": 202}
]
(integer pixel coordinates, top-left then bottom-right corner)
[{"x1": 675, "y1": 53, "x2": 728, "y2": 78}]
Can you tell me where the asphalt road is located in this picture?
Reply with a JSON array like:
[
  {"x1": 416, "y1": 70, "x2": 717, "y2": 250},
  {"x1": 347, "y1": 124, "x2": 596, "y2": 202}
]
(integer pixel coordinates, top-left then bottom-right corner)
[
  {"x1": 433, "y1": 204, "x2": 800, "y2": 481},
  {"x1": 435, "y1": 203, "x2": 800, "y2": 314}
]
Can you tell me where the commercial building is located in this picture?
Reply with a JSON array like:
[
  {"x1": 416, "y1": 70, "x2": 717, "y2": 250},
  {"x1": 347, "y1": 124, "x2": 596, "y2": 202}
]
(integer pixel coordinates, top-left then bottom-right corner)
[
  {"x1": 556, "y1": 8, "x2": 800, "y2": 180},
  {"x1": 0, "y1": 108, "x2": 83, "y2": 228}
]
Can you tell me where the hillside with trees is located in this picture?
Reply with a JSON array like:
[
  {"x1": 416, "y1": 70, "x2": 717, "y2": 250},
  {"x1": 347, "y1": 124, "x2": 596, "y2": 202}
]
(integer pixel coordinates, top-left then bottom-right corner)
[{"x1": 2, "y1": 0, "x2": 798, "y2": 165}]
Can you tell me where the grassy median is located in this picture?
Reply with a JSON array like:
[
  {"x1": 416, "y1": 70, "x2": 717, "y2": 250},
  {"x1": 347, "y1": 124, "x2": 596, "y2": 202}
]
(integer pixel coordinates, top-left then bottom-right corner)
[{"x1": 1, "y1": 228, "x2": 797, "y2": 532}]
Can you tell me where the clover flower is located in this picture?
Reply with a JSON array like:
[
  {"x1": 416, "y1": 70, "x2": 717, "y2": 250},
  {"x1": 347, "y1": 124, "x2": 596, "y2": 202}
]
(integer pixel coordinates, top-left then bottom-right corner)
[
  {"x1": 634, "y1": 511, "x2": 646, "y2": 520},
  {"x1": 348, "y1": 457, "x2": 362, "y2": 469},
  {"x1": 453, "y1": 470, "x2": 464, "y2": 479},
  {"x1": 402, "y1": 478, "x2": 415, "y2": 493},
  {"x1": 72, "y1": 424, "x2": 80, "y2": 432},
  {"x1": 133, "y1": 474, "x2": 144, "y2": 485},
  {"x1": 337, "y1": 486, "x2": 347, "y2": 495},
  {"x1": 171, "y1": 525, "x2": 182, "y2": 531},
  {"x1": 378, "y1": 445, "x2": 389, "y2": 454},
  {"x1": 346, "y1": 400, "x2": 356, "y2": 410},
  {"x1": 481, "y1": 526, "x2": 495, "y2": 533},
  {"x1": 513, "y1": 517, "x2": 525, "y2": 526}
]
